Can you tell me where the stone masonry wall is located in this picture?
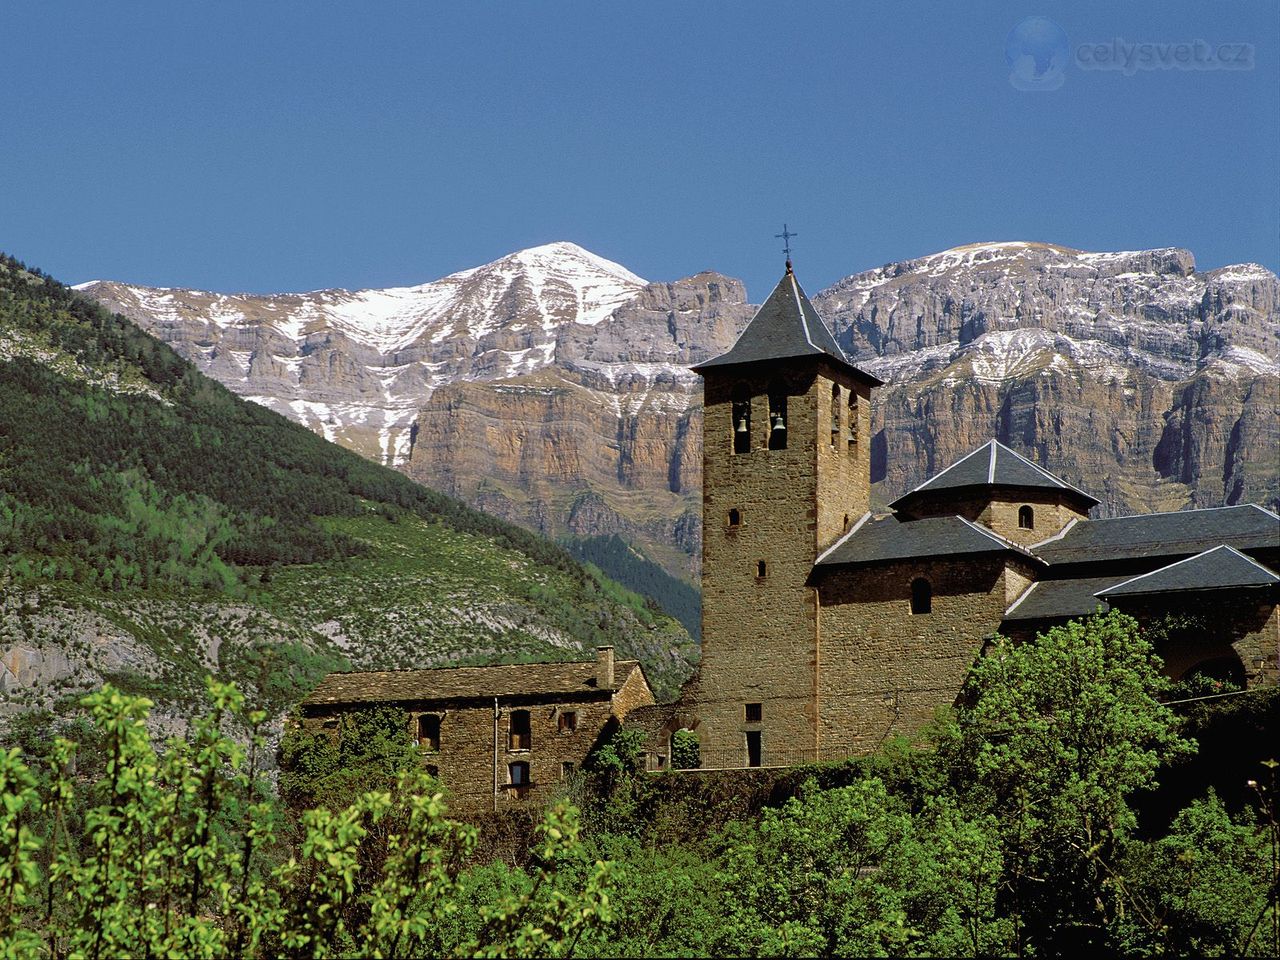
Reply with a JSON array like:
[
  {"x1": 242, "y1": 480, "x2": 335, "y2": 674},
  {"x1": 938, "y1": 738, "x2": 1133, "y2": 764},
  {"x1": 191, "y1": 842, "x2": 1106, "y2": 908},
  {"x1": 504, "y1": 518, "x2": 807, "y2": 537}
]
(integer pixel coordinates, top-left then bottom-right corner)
[
  {"x1": 1112, "y1": 595, "x2": 1279, "y2": 688},
  {"x1": 901, "y1": 490, "x2": 1089, "y2": 547},
  {"x1": 815, "y1": 556, "x2": 1034, "y2": 757},
  {"x1": 303, "y1": 696, "x2": 618, "y2": 818}
]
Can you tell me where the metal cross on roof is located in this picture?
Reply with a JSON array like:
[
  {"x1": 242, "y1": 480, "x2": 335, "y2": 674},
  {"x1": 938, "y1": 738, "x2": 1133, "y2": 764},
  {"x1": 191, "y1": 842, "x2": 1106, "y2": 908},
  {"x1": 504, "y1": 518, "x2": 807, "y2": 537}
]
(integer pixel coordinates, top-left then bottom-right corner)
[{"x1": 775, "y1": 224, "x2": 797, "y2": 270}]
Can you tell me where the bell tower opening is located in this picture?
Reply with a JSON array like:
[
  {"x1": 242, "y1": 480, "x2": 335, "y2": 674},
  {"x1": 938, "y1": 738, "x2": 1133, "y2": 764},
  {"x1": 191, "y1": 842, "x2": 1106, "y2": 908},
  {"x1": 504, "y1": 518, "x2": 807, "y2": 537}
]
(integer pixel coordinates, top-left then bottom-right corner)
[
  {"x1": 767, "y1": 383, "x2": 788, "y2": 450},
  {"x1": 732, "y1": 385, "x2": 751, "y2": 454}
]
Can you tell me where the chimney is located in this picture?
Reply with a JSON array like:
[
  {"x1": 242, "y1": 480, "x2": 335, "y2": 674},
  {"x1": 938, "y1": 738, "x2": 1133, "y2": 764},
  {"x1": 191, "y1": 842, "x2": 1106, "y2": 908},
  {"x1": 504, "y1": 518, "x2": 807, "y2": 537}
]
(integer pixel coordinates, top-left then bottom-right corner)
[{"x1": 596, "y1": 645, "x2": 615, "y2": 689}]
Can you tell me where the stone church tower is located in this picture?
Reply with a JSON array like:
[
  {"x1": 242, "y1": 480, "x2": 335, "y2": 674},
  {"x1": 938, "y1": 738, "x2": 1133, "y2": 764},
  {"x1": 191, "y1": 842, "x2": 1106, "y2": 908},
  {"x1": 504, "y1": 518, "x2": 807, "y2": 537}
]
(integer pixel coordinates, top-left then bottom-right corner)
[{"x1": 691, "y1": 263, "x2": 881, "y2": 768}]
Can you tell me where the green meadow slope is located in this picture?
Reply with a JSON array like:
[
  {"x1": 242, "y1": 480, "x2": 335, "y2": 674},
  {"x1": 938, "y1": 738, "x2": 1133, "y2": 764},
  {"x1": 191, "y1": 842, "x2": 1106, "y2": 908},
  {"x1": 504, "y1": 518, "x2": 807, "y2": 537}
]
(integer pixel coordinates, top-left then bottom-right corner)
[{"x1": 0, "y1": 254, "x2": 696, "y2": 719}]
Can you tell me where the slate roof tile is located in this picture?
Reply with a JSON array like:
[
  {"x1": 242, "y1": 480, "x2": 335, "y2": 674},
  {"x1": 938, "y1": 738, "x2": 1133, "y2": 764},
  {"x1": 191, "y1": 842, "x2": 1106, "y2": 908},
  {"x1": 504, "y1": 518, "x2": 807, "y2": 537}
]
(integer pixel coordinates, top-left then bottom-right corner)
[
  {"x1": 692, "y1": 269, "x2": 881, "y2": 384},
  {"x1": 1032, "y1": 504, "x2": 1280, "y2": 566},
  {"x1": 890, "y1": 440, "x2": 1098, "y2": 510},
  {"x1": 815, "y1": 513, "x2": 1037, "y2": 568},
  {"x1": 1098, "y1": 545, "x2": 1280, "y2": 598},
  {"x1": 1003, "y1": 576, "x2": 1117, "y2": 622}
]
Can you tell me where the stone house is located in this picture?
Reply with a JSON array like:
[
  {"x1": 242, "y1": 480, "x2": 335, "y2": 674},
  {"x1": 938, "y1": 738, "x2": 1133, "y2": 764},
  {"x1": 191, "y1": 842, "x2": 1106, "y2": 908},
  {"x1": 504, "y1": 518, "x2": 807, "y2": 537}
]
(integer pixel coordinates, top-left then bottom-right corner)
[
  {"x1": 638, "y1": 261, "x2": 1279, "y2": 772},
  {"x1": 300, "y1": 646, "x2": 654, "y2": 814}
]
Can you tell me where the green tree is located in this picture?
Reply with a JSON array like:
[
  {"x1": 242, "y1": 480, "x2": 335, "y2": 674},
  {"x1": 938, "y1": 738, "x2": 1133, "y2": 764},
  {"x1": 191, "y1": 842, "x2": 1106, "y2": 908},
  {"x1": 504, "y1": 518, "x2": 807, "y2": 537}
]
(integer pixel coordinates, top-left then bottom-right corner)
[
  {"x1": 940, "y1": 610, "x2": 1194, "y2": 954},
  {"x1": 0, "y1": 679, "x2": 617, "y2": 959}
]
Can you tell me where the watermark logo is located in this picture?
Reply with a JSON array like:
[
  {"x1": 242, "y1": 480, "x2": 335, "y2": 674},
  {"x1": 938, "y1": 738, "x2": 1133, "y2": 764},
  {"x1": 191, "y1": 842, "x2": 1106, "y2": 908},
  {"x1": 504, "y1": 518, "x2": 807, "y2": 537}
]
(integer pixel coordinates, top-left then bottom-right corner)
[
  {"x1": 1006, "y1": 17, "x2": 1256, "y2": 91},
  {"x1": 1006, "y1": 17, "x2": 1070, "y2": 91},
  {"x1": 1076, "y1": 38, "x2": 1254, "y2": 75}
]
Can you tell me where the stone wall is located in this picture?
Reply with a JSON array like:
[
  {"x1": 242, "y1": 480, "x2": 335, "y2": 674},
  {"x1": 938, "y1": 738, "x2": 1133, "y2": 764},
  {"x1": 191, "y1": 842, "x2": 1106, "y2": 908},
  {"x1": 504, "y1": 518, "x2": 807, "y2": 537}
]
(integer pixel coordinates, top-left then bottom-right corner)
[
  {"x1": 1110, "y1": 595, "x2": 1279, "y2": 688},
  {"x1": 303, "y1": 695, "x2": 619, "y2": 817},
  {"x1": 814, "y1": 556, "x2": 1034, "y2": 757},
  {"x1": 900, "y1": 489, "x2": 1089, "y2": 547}
]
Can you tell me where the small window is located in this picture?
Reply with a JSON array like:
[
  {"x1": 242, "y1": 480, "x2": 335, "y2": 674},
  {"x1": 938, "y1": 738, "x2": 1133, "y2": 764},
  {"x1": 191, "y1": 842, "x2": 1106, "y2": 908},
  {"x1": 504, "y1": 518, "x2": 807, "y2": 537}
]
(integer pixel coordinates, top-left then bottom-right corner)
[
  {"x1": 745, "y1": 703, "x2": 762, "y2": 723},
  {"x1": 767, "y1": 384, "x2": 787, "y2": 450},
  {"x1": 732, "y1": 386, "x2": 751, "y2": 454},
  {"x1": 417, "y1": 714, "x2": 441, "y2": 751},
  {"x1": 911, "y1": 578, "x2": 932, "y2": 615},
  {"x1": 561, "y1": 761, "x2": 575, "y2": 780},
  {"x1": 1018, "y1": 505, "x2": 1035, "y2": 530},
  {"x1": 321, "y1": 718, "x2": 338, "y2": 730},
  {"x1": 746, "y1": 731, "x2": 762, "y2": 768},
  {"x1": 509, "y1": 709, "x2": 531, "y2": 750},
  {"x1": 756, "y1": 560, "x2": 767, "y2": 579},
  {"x1": 727, "y1": 508, "x2": 742, "y2": 528},
  {"x1": 557, "y1": 710, "x2": 577, "y2": 734},
  {"x1": 848, "y1": 392, "x2": 859, "y2": 449},
  {"x1": 508, "y1": 761, "x2": 531, "y2": 798},
  {"x1": 843, "y1": 513, "x2": 851, "y2": 531},
  {"x1": 655, "y1": 755, "x2": 667, "y2": 769}
]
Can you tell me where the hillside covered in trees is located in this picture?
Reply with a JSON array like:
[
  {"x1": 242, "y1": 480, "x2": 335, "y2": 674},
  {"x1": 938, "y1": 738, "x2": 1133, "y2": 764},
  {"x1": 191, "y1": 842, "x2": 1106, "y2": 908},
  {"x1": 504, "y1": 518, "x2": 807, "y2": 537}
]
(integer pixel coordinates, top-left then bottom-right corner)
[{"x1": 0, "y1": 253, "x2": 697, "y2": 713}]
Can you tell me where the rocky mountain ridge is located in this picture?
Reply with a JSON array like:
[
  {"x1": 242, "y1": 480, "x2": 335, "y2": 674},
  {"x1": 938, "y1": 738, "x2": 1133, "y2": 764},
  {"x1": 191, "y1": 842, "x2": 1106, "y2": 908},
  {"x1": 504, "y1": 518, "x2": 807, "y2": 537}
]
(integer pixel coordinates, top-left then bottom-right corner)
[{"x1": 80, "y1": 240, "x2": 1280, "y2": 582}]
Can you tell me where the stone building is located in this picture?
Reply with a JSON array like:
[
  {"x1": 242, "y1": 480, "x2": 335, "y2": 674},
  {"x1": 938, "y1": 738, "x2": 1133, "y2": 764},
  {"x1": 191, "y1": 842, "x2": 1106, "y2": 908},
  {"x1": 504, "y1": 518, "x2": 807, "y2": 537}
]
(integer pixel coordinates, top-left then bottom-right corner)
[
  {"x1": 651, "y1": 261, "x2": 1279, "y2": 771},
  {"x1": 300, "y1": 646, "x2": 653, "y2": 813}
]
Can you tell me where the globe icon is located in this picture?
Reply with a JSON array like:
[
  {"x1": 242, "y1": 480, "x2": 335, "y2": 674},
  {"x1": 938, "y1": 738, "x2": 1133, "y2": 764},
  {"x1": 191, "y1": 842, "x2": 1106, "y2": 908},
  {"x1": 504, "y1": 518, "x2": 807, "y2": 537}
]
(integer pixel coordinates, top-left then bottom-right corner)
[{"x1": 1005, "y1": 17, "x2": 1070, "y2": 91}]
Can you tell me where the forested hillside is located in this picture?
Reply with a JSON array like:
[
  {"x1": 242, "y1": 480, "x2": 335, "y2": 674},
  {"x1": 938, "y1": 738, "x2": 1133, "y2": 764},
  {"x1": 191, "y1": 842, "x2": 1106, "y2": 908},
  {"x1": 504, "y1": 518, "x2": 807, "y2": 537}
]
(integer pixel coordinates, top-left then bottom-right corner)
[{"x1": 0, "y1": 254, "x2": 696, "y2": 714}]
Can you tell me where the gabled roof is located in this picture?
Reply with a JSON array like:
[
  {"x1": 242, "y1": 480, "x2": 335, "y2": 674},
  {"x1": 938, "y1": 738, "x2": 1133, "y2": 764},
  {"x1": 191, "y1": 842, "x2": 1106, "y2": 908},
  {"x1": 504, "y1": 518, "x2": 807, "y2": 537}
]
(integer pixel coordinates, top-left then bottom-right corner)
[
  {"x1": 890, "y1": 440, "x2": 1098, "y2": 510},
  {"x1": 1003, "y1": 576, "x2": 1117, "y2": 622},
  {"x1": 302, "y1": 658, "x2": 643, "y2": 707},
  {"x1": 1033, "y1": 504, "x2": 1280, "y2": 566},
  {"x1": 1098, "y1": 545, "x2": 1280, "y2": 599},
  {"x1": 815, "y1": 513, "x2": 1039, "y2": 569},
  {"x1": 692, "y1": 268, "x2": 881, "y2": 384}
]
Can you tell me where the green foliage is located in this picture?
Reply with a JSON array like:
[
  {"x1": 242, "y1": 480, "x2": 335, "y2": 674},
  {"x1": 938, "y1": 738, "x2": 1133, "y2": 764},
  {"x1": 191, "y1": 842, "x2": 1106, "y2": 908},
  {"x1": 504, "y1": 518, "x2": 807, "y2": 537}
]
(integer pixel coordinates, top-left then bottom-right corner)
[
  {"x1": 1120, "y1": 790, "x2": 1274, "y2": 956},
  {"x1": 563, "y1": 535, "x2": 700, "y2": 641},
  {"x1": 937, "y1": 610, "x2": 1195, "y2": 952},
  {"x1": 0, "y1": 679, "x2": 616, "y2": 958},
  {"x1": 670, "y1": 728, "x2": 700, "y2": 770},
  {"x1": 278, "y1": 706, "x2": 422, "y2": 813},
  {"x1": 565, "y1": 611, "x2": 1275, "y2": 957}
]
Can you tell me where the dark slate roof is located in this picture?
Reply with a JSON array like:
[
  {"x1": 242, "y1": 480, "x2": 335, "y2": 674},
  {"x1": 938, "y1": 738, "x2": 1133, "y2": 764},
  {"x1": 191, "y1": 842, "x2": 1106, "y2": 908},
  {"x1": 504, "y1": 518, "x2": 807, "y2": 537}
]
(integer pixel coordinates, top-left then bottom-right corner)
[
  {"x1": 890, "y1": 440, "x2": 1098, "y2": 510},
  {"x1": 1033, "y1": 504, "x2": 1280, "y2": 566},
  {"x1": 1003, "y1": 576, "x2": 1117, "y2": 622},
  {"x1": 1098, "y1": 545, "x2": 1280, "y2": 598},
  {"x1": 302, "y1": 658, "x2": 642, "y2": 707},
  {"x1": 692, "y1": 268, "x2": 881, "y2": 384},
  {"x1": 815, "y1": 512, "x2": 1038, "y2": 568}
]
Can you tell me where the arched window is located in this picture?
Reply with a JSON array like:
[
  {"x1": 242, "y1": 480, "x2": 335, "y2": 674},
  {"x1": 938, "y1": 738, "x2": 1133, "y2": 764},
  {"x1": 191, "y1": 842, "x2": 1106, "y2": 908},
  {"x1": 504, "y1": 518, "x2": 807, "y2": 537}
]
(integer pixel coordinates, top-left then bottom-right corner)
[
  {"x1": 727, "y1": 508, "x2": 742, "y2": 528},
  {"x1": 830, "y1": 383, "x2": 841, "y2": 448},
  {"x1": 847, "y1": 391, "x2": 859, "y2": 451},
  {"x1": 756, "y1": 560, "x2": 767, "y2": 579},
  {"x1": 508, "y1": 709, "x2": 531, "y2": 750},
  {"x1": 767, "y1": 382, "x2": 787, "y2": 450},
  {"x1": 910, "y1": 578, "x2": 932, "y2": 615},
  {"x1": 732, "y1": 386, "x2": 751, "y2": 454},
  {"x1": 1018, "y1": 505, "x2": 1035, "y2": 530}
]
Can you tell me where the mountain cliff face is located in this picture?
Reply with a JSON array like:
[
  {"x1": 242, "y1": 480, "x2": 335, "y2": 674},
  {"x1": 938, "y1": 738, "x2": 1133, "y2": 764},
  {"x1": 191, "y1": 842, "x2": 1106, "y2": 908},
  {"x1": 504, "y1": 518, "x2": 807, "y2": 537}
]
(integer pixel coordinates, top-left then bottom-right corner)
[
  {"x1": 80, "y1": 241, "x2": 1280, "y2": 583},
  {"x1": 815, "y1": 242, "x2": 1279, "y2": 516}
]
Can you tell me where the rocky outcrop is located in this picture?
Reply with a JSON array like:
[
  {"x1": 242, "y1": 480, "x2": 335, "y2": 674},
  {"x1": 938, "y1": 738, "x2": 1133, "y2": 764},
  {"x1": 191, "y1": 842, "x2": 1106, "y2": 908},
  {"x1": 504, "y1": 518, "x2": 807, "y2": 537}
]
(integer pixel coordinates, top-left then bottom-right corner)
[
  {"x1": 813, "y1": 243, "x2": 1279, "y2": 516},
  {"x1": 80, "y1": 241, "x2": 1279, "y2": 582}
]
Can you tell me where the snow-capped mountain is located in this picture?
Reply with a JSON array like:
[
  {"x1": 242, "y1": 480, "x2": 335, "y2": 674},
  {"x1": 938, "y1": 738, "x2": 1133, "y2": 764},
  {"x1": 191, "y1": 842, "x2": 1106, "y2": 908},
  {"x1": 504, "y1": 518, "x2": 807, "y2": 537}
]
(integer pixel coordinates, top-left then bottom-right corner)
[
  {"x1": 79, "y1": 240, "x2": 1279, "y2": 582},
  {"x1": 77, "y1": 242, "x2": 657, "y2": 464}
]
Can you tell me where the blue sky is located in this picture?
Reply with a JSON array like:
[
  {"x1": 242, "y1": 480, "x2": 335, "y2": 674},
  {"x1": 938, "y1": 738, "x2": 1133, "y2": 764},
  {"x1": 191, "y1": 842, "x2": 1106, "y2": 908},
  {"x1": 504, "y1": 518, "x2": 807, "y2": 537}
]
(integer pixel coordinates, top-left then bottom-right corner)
[{"x1": 2, "y1": 1, "x2": 1276, "y2": 300}]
